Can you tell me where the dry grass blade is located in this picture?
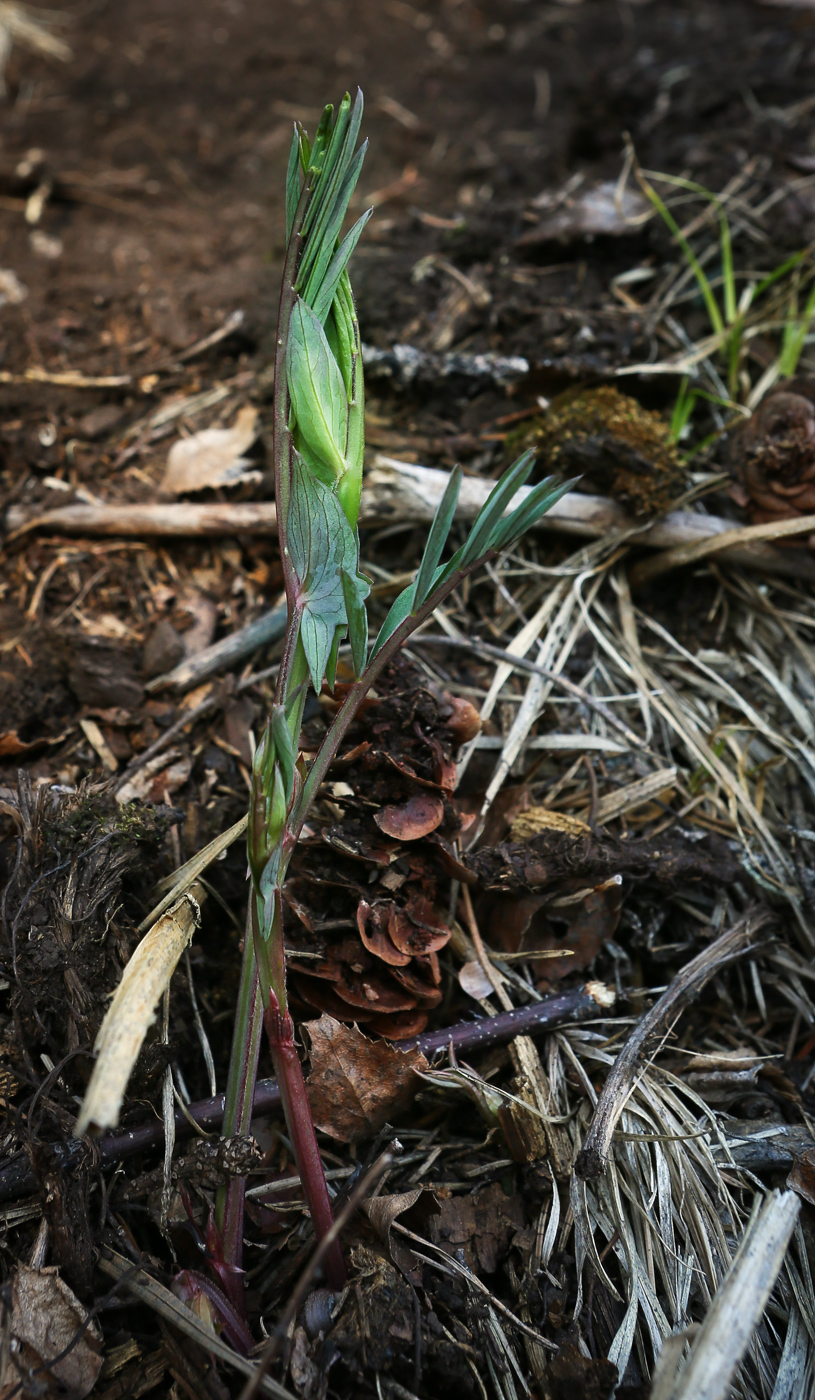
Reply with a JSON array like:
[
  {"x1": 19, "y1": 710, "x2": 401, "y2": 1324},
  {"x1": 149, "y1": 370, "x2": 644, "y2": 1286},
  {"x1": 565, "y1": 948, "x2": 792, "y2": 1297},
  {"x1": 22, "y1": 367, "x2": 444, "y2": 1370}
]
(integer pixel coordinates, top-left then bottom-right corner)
[
  {"x1": 142, "y1": 816, "x2": 247, "y2": 931},
  {"x1": 650, "y1": 1192, "x2": 800, "y2": 1400},
  {"x1": 593, "y1": 767, "x2": 677, "y2": 824},
  {"x1": 0, "y1": 2, "x2": 72, "y2": 69},
  {"x1": 76, "y1": 885, "x2": 203, "y2": 1134}
]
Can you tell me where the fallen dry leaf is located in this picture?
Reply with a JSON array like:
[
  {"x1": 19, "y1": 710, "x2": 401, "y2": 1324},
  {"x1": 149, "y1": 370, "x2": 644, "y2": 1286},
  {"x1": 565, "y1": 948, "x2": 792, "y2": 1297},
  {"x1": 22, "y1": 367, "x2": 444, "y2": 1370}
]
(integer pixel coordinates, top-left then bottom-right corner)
[
  {"x1": 76, "y1": 886, "x2": 202, "y2": 1134},
  {"x1": 362, "y1": 1188, "x2": 440, "y2": 1285},
  {"x1": 787, "y1": 1149, "x2": 815, "y2": 1206},
  {"x1": 304, "y1": 1013, "x2": 428, "y2": 1142},
  {"x1": 458, "y1": 958, "x2": 494, "y2": 1000},
  {"x1": 429, "y1": 1179, "x2": 525, "y2": 1273},
  {"x1": 374, "y1": 791, "x2": 445, "y2": 840},
  {"x1": 0, "y1": 1264, "x2": 103, "y2": 1398},
  {"x1": 363, "y1": 1187, "x2": 423, "y2": 1242},
  {"x1": 160, "y1": 404, "x2": 259, "y2": 494}
]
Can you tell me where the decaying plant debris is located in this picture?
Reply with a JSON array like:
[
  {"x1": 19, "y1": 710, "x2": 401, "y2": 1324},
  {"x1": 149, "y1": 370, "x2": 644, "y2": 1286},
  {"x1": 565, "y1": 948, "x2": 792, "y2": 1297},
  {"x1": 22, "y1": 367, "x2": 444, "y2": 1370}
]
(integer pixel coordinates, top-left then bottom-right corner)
[{"x1": 4, "y1": 2, "x2": 815, "y2": 1398}]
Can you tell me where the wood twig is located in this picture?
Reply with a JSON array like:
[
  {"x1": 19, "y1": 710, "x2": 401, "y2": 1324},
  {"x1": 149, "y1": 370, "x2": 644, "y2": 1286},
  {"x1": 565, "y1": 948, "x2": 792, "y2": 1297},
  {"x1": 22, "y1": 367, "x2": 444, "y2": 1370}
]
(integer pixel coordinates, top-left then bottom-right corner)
[
  {"x1": 7, "y1": 458, "x2": 815, "y2": 580},
  {"x1": 0, "y1": 984, "x2": 613, "y2": 1204}
]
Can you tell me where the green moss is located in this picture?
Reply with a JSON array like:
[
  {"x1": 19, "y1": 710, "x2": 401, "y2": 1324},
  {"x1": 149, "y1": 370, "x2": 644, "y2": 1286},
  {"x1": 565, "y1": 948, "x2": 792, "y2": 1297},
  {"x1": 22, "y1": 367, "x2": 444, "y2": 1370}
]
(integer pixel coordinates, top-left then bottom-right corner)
[{"x1": 507, "y1": 385, "x2": 686, "y2": 517}]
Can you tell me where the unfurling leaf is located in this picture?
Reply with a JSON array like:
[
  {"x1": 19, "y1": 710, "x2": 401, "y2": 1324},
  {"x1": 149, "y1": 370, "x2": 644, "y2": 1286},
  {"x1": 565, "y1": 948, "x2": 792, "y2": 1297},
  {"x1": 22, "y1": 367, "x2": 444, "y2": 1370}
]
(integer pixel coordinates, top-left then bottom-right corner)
[
  {"x1": 288, "y1": 297, "x2": 348, "y2": 484},
  {"x1": 288, "y1": 453, "x2": 370, "y2": 690},
  {"x1": 285, "y1": 126, "x2": 302, "y2": 238},
  {"x1": 326, "y1": 272, "x2": 365, "y2": 528}
]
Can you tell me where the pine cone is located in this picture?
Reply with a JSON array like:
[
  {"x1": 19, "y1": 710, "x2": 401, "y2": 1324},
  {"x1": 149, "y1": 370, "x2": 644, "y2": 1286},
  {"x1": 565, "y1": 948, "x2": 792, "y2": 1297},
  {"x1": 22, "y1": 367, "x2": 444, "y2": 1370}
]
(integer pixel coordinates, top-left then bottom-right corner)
[
  {"x1": 286, "y1": 661, "x2": 479, "y2": 1038},
  {"x1": 729, "y1": 380, "x2": 815, "y2": 541}
]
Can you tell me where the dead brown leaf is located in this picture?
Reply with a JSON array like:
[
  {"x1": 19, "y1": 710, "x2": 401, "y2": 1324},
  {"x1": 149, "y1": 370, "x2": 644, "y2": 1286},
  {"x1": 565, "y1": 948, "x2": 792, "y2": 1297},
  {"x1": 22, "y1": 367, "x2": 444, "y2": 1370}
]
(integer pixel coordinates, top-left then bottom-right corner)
[
  {"x1": 0, "y1": 1265, "x2": 103, "y2": 1398},
  {"x1": 548, "y1": 1344, "x2": 618, "y2": 1400},
  {"x1": 787, "y1": 1149, "x2": 815, "y2": 1205},
  {"x1": 362, "y1": 1188, "x2": 440, "y2": 1285},
  {"x1": 429, "y1": 1180, "x2": 525, "y2": 1274},
  {"x1": 160, "y1": 404, "x2": 259, "y2": 494},
  {"x1": 304, "y1": 1013, "x2": 428, "y2": 1142}
]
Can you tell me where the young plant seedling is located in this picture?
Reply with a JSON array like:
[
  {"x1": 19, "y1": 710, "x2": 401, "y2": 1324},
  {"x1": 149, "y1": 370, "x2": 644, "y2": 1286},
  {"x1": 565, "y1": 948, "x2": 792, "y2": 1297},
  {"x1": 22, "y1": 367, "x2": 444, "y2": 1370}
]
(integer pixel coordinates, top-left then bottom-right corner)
[{"x1": 217, "y1": 90, "x2": 574, "y2": 1299}]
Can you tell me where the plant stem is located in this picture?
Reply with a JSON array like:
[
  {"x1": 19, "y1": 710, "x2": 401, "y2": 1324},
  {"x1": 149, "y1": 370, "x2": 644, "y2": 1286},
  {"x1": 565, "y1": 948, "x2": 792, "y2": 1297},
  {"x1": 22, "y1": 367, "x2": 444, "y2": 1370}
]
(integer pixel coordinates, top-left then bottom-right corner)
[
  {"x1": 215, "y1": 904, "x2": 263, "y2": 1314},
  {"x1": 252, "y1": 891, "x2": 347, "y2": 1289},
  {"x1": 217, "y1": 171, "x2": 314, "y2": 1299}
]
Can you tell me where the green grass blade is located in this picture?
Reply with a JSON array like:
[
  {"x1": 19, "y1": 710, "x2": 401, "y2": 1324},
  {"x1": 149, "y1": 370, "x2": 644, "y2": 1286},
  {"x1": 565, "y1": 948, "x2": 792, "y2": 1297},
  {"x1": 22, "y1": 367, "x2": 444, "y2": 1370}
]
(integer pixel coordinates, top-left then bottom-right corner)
[
  {"x1": 669, "y1": 378, "x2": 696, "y2": 442},
  {"x1": 779, "y1": 274, "x2": 815, "y2": 377},
  {"x1": 639, "y1": 176, "x2": 724, "y2": 336},
  {"x1": 413, "y1": 465, "x2": 463, "y2": 609},
  {"x1": 720, "y1": 214, "x2": 736, "y2": 325},
  {"x1": 752, "y1": 249, "x2": 807, "y2": 301}
]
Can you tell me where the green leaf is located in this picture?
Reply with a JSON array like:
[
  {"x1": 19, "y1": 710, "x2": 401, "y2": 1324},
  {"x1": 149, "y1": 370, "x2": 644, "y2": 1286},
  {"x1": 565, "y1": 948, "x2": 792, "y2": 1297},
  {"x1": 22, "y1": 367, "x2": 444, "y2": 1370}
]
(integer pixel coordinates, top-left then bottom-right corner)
[
  {"x1": 311, "y1": 208, "x2": 373, "y2": 325},
  {"x1": 303, "y1": 94, "x2": 352, "y2": 228},
  {"x1": 325, "y1": 625, "x2": 343, "y2": 692},
  {"x1": 285, "y1": 128, "x2": 301, "y2": 240},
  {"x1": 489, "y1": 476, "x2": 574, "y2": 551},
  {"x1": 341, "y1": 565, "x2": 369, "y2": 675},
  {"x1": 306, "y1": 104, "x2": 334, "y2": 177},
  {"x1": 287, "y1": 452, "x2": 369, "y2": 690},
  {"x1": 458, "y1": 451, "x2": 536, "y2": 568},
  {"x1": 270, "y1": 704, "x2": 296, "y2": 798},
  {"x1": 287, "y1": 297, "x2": 348, "y2": 481},
  {"x1": 413, "y1": 465, "x2": 462, "y2": 609},
  {"x1": 297, "y1": 124, "x2": 311, "y2": 172},
  {"x1": 369, "y1": 580, "x2": 418, "y2": 662},
  {"x1": 299, "y1": 140, "x2": 368, "y2": 297}
]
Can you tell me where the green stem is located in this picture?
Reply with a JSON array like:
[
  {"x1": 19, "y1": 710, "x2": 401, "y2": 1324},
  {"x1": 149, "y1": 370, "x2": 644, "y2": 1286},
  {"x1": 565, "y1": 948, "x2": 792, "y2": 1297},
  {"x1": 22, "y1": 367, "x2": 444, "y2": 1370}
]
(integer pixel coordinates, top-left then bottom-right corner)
[{"x1": 215, "y1": 905, "x2": 263, "y2": 1315}]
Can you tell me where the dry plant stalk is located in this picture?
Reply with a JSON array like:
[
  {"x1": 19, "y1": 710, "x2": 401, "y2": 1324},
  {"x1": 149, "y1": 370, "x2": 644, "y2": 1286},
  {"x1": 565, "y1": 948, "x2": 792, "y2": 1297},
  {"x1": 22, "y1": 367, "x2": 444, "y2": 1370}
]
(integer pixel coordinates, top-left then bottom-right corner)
[
  {"x1": 75, "y1": 884, "x2": 203, "y2": 1135},
  {"x1": 576, "y1": 908, "x2": 774, "y2": 1178}
]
